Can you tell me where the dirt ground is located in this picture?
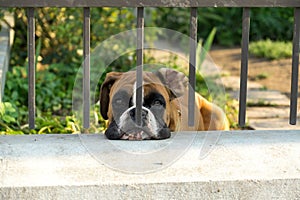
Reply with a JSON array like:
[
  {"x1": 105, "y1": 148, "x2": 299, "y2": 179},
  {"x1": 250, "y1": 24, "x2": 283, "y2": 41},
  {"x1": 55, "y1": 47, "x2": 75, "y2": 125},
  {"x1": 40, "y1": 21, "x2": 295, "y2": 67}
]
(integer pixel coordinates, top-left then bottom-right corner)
[{"x1": 209, "y1": 46, "x2": 299, "y2": 98}]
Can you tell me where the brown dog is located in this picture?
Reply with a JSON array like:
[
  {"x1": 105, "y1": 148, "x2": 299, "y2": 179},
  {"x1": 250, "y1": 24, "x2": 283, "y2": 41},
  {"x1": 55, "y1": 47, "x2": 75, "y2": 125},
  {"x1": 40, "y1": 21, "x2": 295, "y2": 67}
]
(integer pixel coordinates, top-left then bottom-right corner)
[{"x1": 100, "y1": 68, "x2": 229, "y2": 140}]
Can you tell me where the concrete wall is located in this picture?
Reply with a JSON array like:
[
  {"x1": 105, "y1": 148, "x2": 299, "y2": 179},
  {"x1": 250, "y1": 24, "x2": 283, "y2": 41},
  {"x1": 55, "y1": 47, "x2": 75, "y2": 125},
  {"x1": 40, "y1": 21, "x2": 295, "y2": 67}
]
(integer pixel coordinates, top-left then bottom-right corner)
[{"x1": 0, "y1": 130, "x2": 299, "y2": 199}]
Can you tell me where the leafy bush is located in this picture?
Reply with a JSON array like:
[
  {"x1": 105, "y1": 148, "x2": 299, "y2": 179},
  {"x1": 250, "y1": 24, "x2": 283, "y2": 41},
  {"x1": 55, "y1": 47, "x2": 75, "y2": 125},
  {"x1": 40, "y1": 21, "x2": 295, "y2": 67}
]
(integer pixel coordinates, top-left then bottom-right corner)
[
  {"x1": 155, "y1": 7, "x2": 294, "y2": 46},
  {"x1": 0, "y1": 102, "x2": 18, "y2": 125},
  {"x1": 250, "y1": 8, "x2": 293, "y2": 42},
  {"x1": 9, "y1": 7, "x2": 139, "y2": 67},
  {"x1": 0, "y1": 102, "x2": 24, "y2": 134},
  {"x1": 1, "y1": 65, "x2": 86, "y2": 134},
  {"x1": 4, "y1": 65, "x2": 73, "y2": 116},
  {"x1": 249, "y1": 39, "x2": 292, "y2": 60}
]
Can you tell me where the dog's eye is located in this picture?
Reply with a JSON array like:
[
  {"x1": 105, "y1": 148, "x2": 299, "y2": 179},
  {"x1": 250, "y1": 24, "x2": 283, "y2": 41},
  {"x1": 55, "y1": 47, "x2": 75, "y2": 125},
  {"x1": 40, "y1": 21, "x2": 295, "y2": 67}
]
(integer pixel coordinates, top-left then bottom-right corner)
[
  {"x1": 114, "y1": 99, "x2": 123, "y2": 104},
  {"x1": 152, "y1": 100, "x2": 162, "y2": 106}
]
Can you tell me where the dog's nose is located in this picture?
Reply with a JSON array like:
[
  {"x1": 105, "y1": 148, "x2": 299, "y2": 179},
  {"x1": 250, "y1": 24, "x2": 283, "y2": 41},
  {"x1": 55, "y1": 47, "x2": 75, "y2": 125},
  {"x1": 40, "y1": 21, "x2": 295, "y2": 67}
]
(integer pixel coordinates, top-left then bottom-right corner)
[{"x1": 129, "y1": 108, "x2": 148, "y2": 122}]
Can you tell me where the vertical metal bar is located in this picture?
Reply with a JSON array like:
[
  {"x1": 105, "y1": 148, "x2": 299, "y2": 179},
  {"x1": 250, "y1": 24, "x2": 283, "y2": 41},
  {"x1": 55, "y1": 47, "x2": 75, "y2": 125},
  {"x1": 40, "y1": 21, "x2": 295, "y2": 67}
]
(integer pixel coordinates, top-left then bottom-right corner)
[
  {"x1": 239, "y1": 8, "x2": 250, "y2": 127},
  {"x1": 136, "y1": 7, "x2": 144, "y2": 126},
  {"x1": 188, "y1": 7, "x2": 197, "y2": 127},
  {"x1": 290, "y1": 7, "x2": 300, "y2": 125},
  {"x1": 27, "y1": 8, "x2": 35, "y2": 130},
  {"x1": 83, "y1": 7, "x2": 90, "y2": 130}
]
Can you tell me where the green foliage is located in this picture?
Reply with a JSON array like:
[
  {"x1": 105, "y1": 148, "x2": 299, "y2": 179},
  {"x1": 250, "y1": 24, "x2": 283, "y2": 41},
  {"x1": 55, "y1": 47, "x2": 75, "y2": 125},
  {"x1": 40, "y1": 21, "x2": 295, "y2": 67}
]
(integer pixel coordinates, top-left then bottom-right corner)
[
  {"x1": 0, "y1": 102, "x2": 18, "y2": 124},
  {"x1": 250, "y1": 8, "x2": 293, "y2": 42},
  {"x1": 9, "y1": 7, "x2": 137, "y2": 67},
  {"x1": 197, "y1": 27, "x2": 216, "y2": 70},
  {"x1": 4, "y1": 65, "x2": 72, "y2": 116},
  {"x1": 0, "y1": 102, "x2": 22, "y2": 134},
  {"x1": 0, "y1": 109, "x2": 84, "y2": 135},
  {"x1": 253, "y1": 73, "x2": 269, "y2": 81},
  {"x1": 1, "y1": 62, "x2": 108, "y2": 134},
  {"x1": 155, "y1": 7, "x2": 294, "y2": 46},
  {"x1": 224, "y1": 98, "x2": 239, "y2": 129},
  {"x1": 33, "y1": 115, "x2": 80, "y2": 134},
  {"x1": 247, "y1": 100, "x2": 276, "y2": 107},
  {"x1": 1, "y1": 66, "x2": 64, "y2": 133},
  {"x1": 249, "y1": 39, "x2": 292, "y2": 60}
]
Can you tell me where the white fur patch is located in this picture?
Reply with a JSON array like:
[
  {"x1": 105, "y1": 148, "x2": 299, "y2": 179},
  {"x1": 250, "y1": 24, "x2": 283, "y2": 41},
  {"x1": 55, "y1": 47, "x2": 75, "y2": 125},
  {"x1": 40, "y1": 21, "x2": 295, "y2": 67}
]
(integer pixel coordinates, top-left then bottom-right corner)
[
  {"x1": 118, "y1": 106, "x2": 159, "y2": 138},
  {"x1": 118, "y1": 106, "x2": 135, "y2": 130}
]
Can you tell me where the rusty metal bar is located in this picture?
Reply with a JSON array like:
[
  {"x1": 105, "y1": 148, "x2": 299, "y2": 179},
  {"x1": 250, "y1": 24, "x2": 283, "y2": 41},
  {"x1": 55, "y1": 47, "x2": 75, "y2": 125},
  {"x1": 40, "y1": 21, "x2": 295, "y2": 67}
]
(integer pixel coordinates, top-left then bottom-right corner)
[
  {"x1": 239, "y1": 7, "x2": 251, "y2": 127},
  {"x1": 1, "y1": 0, "x2": 300, "y2": 8},
  {"x1": 136, "y1": 7, "x2": 144, "y2": 126},
  {"x1": 83, "y1": 7, "x2": 90, "y2": 130},
  {"x1": 290, "y1": 7, "x2": 300, "y2": 125},
  {"x1": 188, "y1": 7, "x2": 197, "y2": 127},
  {"x1": 27, "y1": 7, "x2": 35, "y2": 130}
]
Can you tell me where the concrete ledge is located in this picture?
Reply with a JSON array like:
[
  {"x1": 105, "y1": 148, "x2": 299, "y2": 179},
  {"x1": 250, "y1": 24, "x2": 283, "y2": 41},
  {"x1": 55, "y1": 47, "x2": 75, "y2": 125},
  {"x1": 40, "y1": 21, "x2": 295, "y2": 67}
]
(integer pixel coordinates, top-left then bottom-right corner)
[{"x1": 1, "y1": 130, "x2": 300, "y2": 199}]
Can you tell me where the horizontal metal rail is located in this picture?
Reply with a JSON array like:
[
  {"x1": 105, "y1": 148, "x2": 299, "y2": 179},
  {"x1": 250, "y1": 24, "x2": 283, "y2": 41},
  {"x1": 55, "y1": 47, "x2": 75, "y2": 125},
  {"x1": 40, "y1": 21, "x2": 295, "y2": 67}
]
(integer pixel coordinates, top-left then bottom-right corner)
[{"x1": 0, "y1": 0, "x2": 300, "y2": 7}]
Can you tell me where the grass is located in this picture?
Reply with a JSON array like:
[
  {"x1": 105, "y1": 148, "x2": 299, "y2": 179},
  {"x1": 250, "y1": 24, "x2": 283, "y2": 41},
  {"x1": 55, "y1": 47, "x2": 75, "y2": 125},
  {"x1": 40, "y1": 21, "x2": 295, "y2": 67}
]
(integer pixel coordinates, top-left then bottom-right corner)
[
  {"x1": 253, "y1": 73, "x2": 269, "y2": 81},
  {"x1": 249, "y1": 39, "x2": 292, "y2": 60},
  {"x1": 247, "y1": 100, "x2": 276, "y2": 107}
]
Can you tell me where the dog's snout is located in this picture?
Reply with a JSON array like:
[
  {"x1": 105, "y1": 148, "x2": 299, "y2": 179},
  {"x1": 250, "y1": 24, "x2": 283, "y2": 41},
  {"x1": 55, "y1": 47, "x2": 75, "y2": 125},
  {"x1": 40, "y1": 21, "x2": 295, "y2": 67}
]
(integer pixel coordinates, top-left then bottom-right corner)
[{"x1": 129, "y1": 108, "x2": 148, "y2": 122}]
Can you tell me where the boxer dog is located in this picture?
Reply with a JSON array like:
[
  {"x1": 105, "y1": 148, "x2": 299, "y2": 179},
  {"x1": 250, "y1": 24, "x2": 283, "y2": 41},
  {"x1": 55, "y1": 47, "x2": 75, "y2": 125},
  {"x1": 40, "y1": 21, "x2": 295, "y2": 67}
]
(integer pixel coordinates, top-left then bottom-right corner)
[{"x1": 100, "y1": 68, "x2": 229, "y2": 140}]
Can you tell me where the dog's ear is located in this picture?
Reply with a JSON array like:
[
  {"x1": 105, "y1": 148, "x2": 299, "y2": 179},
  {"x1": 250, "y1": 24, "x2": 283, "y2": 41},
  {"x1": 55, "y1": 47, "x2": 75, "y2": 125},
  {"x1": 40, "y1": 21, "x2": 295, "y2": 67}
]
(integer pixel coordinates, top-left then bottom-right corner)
[
  {"x1": 155, "y1": 68, "x2": 189, "y2": 99},
  {"x1": 100, "y1": 72, "x2": 123, "y2": 120}
]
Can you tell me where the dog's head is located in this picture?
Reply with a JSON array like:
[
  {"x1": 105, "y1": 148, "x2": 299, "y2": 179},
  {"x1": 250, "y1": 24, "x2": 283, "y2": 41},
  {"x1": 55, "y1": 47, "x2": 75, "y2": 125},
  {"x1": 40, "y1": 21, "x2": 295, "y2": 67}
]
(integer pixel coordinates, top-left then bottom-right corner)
[{"x1": 100, "y1": 68, "x2": 188, "y2": 140}]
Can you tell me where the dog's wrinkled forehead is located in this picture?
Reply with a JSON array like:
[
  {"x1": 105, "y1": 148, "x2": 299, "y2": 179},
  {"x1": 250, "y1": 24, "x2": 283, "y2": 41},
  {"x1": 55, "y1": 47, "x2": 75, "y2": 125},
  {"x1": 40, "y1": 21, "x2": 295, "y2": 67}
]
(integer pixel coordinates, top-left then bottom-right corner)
[{"x1": 110, "y1": 71, "x2": 166, "y2": 97}]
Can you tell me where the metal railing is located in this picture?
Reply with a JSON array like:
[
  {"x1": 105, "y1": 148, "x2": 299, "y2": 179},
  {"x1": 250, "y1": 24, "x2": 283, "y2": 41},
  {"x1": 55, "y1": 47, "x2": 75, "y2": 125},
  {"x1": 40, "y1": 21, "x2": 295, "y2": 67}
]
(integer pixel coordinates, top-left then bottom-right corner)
[{"x1": 1, "y1": 0, "x2": 300, "y2": 130}]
